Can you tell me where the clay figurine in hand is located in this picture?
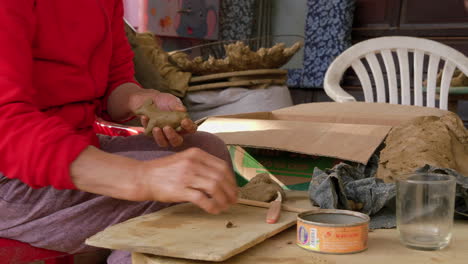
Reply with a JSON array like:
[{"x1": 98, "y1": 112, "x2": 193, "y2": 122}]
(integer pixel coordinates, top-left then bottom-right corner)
[{"x1": 134, "y1": 98, "x2": 189, "y2": 137}]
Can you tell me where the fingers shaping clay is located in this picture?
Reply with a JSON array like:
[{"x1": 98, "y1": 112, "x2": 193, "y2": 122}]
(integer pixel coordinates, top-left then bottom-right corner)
[{"x1": 134, "y1": 99, "x2": 189, "y2": 136}]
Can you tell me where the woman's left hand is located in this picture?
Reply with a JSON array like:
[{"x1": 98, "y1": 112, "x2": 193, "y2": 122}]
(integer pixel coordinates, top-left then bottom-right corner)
[{"x1": 129, "y1": 89, "x2": 197, "y2": 148}]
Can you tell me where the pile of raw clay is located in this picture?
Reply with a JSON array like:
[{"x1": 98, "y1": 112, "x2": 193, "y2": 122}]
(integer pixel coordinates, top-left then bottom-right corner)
[
  {"x1": 376, "y1": 112, "x2": 468, "y2": 182},
  {"x1": 169, "y1": 41, "x2": 303, "y2": 75},
  {"x1": 124, "y1": 24, "x2": 192, "y2": 97}
]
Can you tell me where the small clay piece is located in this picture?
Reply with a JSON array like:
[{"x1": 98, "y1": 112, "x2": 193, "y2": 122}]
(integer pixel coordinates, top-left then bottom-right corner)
[
  {"x1": 169, "y1": 41, "x2": 303, "y2": 75},
  {"x1": 239, "y1": 173, "x2": 286, "y2": 202},
  {"x1": 134, "y1": 99, "x2": 188, "y2": 136},
  {"x1": 286, "y1": 241, "x2": 293, "y2": 245},
  {"x1": 376, "y1": 112, "x2": 468, "y2": 182},
  {"x1": 225, "y1": 221, "x2": 236, "y2": 228}
]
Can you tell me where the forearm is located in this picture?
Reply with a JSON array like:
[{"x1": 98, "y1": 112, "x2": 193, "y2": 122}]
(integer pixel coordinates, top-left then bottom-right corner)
[
  {"x1": 106, "y1": 82, "x2": 146, "y2": 122},
  {"x1": 70, "y1": 146, "x2": 144, "y2": 201},
  {"x1": 71, "y1": 145, "x2": 238, "y2": 214}
]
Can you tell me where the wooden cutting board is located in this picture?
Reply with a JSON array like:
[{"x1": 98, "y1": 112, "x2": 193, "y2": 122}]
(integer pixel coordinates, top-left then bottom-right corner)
[{"x1": 85, "y1": 191, "x2": 315, "y2": 262}]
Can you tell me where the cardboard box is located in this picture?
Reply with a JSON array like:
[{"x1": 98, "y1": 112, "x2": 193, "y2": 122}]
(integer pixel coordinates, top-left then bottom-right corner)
[
  {"x1": 198, "y1": 102, "x2": 449, "y2": 189},
  {"x1": 228, "y1": 146, "x2": 339, "y2": 190}
]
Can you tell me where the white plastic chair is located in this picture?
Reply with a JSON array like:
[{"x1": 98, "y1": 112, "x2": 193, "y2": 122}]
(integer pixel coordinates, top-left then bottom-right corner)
[{"x1": 324, "y1": 36, "x2": 468, "y2": 110}]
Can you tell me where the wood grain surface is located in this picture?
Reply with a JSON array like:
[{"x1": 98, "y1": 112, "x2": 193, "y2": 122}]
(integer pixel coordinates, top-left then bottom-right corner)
[{"x1": 86, "y1": 191, "x2": 315, "y2": 262}]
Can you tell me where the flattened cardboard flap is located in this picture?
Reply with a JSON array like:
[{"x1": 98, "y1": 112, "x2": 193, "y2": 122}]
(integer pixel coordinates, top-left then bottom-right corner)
[
  {"x1": 198, "y1": 102, "x2": 450, "y2": 164},
  {"x1": 271, "y1": 102, "x2": 449, "y2": 126}
]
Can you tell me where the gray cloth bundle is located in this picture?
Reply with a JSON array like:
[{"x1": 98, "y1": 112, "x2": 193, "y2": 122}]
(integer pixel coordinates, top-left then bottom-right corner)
[{"x1": 308, "y1": 158, "x2": 468, "y2": 229}]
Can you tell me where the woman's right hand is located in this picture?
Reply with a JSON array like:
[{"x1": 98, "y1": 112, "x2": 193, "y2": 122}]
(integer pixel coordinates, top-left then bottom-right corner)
[
  {"x1": 134, "y1": 147, "x2": 238, "y2": 214},
  {"x1": 71, "y1": 146, "x2": 237, "y2": 215}
]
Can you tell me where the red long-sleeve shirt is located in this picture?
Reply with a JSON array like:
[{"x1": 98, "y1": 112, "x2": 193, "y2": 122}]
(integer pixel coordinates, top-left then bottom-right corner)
[{"x1": 0, "y1": 0, "x2": 137, "y2": 189}]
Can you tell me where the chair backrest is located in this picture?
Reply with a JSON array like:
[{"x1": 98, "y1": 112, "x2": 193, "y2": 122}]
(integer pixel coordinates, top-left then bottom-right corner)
[{"x1": 324, "y1": 36, "x2": 468, "y2": 110}]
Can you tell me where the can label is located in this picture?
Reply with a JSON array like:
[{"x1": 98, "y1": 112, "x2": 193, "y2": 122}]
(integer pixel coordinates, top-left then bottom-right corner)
[{"x1": 296, "y1": 222, "x2": 368, "y2": 254}]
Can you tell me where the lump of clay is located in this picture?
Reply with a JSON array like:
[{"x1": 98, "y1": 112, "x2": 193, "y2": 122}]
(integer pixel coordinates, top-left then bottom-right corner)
[
  {"x1": 450, "y1": 70, "x2": 468, "y2": 86},
  {"x1": 433, "y1": 68, "x2": 468, "y2": 87},
  {"x1": 239, "y1": 173, "x2": 286, "y2": 202},
  {"x1": 124, "y1": 24, "x2": 171, "y2": 95},
  {"x1": 376, "y1": 112, "x2": 468, "y2": 182},
  {"x1": 169, "y1": 41, "x2": 303, "y2": 75},
  {"x1": 134, "y1": 99, "x2": 188, "y2": 136},
  {"x1": 124, "y1": 24, "x2": 192, "y2": 97}
]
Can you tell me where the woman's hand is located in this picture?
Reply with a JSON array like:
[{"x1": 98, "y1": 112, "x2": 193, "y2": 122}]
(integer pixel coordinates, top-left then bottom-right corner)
[
  {"x1": 72, "y1": 146, "x2": 238, "y2": 214},
  {"x1": 134, "y1": 147, "x2": 238, "y2": 214},
  {"x1": 107, "y1": 83, "x2": 196, "y2": 147},
  {"x1": 129, "y1": 89, "x2": 197, "y2": 148}
]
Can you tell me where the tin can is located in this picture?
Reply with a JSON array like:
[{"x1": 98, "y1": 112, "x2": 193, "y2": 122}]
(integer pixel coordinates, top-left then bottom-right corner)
[{"x1": 296, "y1": 209, "x2": 370, "y2": 254}]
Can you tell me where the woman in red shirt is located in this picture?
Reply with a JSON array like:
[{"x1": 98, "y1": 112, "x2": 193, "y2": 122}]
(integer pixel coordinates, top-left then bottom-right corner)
[{"x1": 0, "y1": 1, "x2": 237, "y2": 263}]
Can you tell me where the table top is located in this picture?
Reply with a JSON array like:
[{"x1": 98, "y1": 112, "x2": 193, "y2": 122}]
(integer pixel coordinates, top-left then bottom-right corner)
[{"x1": 132, "y1": 220, "x2": 468, "y2": 264}]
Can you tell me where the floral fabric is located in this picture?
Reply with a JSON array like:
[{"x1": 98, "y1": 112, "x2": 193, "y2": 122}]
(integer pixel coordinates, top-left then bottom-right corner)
[
  {"x1": 219, "y1": 0, "x2": 256, "y2": 41},
  {"x1": 288, "y1": 0, "x2": 355, "y2": 88}
]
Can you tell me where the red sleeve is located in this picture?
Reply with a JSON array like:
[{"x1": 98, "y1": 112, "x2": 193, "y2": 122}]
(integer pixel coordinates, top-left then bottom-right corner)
[
  {"x1": 100, "y1": 0, "x2": 142, "y2": 121},
  {"x1": 0, "y1": 0, "x2": 90, "y2": 189}
]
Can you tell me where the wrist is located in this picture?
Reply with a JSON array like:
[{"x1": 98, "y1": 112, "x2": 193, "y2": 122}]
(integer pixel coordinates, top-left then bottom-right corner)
[
  {"x1": 114, "y1": 158, "x2": 146, "y2": 201},
  {"x1": 107, "y1": 82, "x2": 144, "y2": 121},
  {"x1": 127, "y1": 160, "x2": 154, "y2": 201},
  {"x1": 71, "y1": 146, "x2": 146, "y2": 201}
]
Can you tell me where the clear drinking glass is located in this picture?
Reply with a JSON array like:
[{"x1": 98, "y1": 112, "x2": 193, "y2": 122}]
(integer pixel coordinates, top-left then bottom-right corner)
[{"x1": 396, "y1": 173, "x2": 456, "y2": 250}]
